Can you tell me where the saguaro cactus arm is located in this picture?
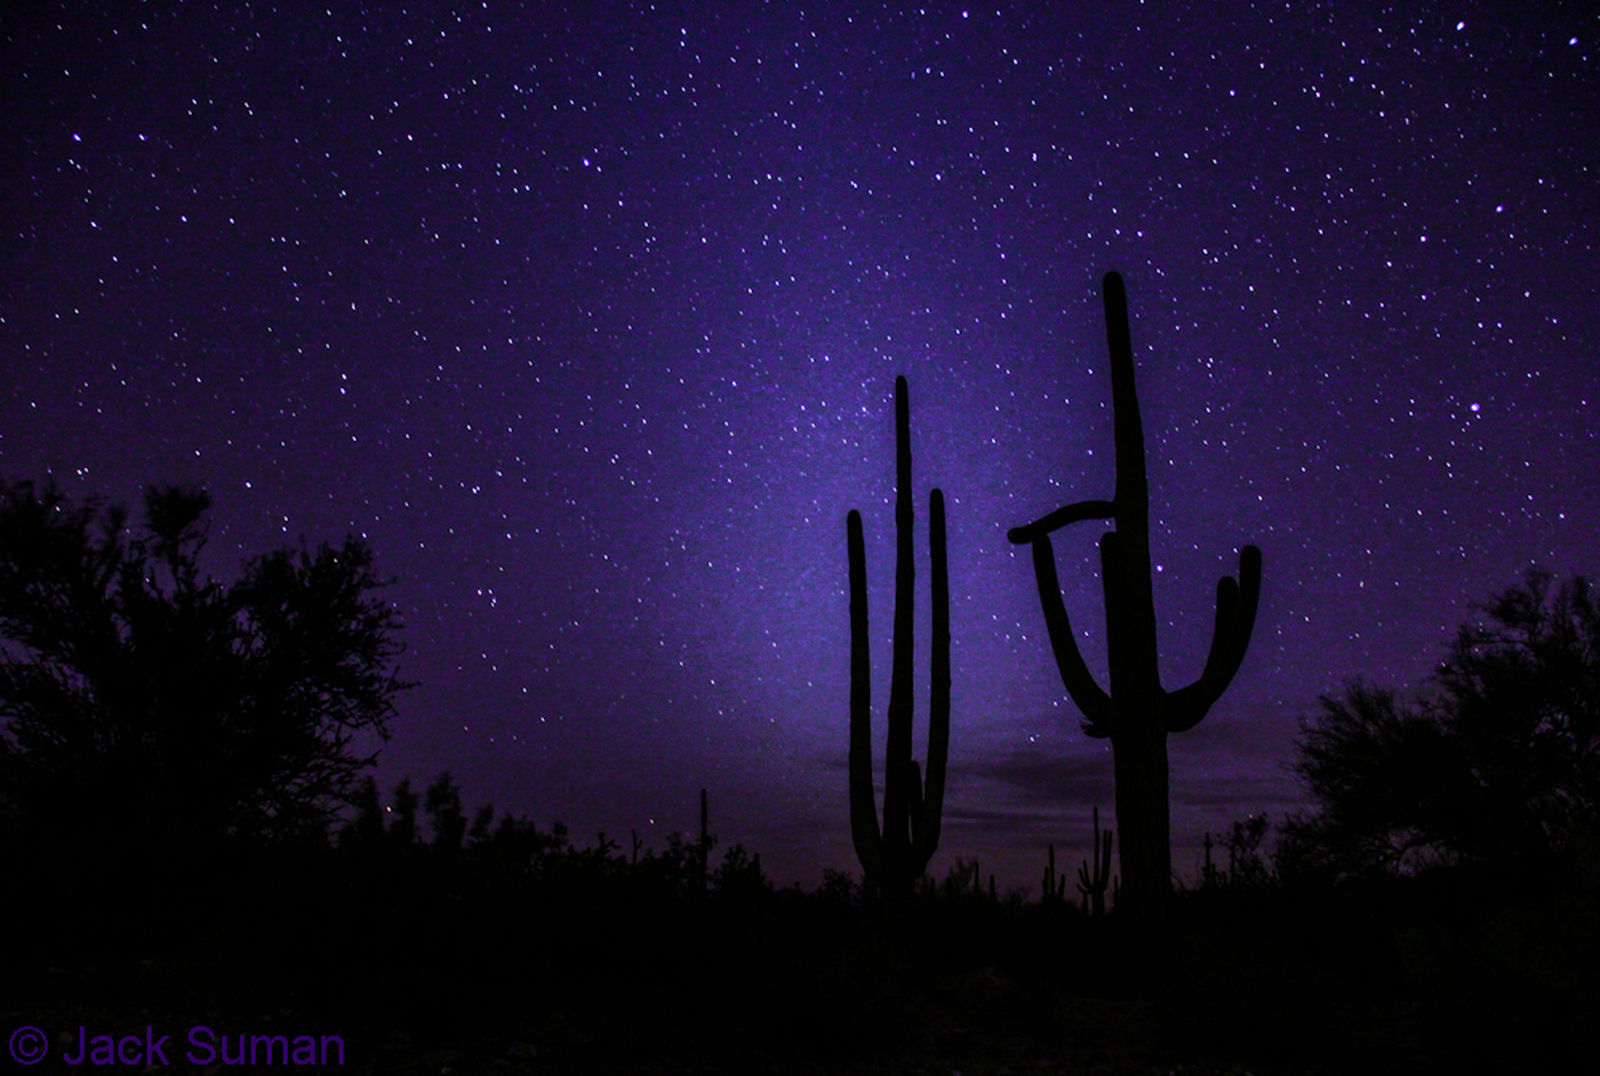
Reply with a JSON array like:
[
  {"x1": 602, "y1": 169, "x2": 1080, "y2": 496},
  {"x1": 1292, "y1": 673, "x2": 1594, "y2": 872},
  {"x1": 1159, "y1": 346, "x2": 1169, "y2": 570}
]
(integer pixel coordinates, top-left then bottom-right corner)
[
  {"x1": 847, "y1": 509, "x2": 885, "y2": 881},
  {"x1": 1167, "y1": 544, "x2": 1262, "y2": 732},
  {"x1": 1029, "y1": 534, "x2": 1113, "y2": 734},
  {"x1": 1007, "y1": 499, "x2": 1115, "y2": 545}
]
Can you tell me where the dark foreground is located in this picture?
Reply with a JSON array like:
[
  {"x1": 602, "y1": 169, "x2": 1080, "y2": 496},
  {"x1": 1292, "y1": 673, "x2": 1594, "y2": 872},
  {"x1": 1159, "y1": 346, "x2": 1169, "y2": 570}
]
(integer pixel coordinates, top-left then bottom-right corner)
[{"x1": 4, "y1": 850, "x2": 1596, "y2": 1074}]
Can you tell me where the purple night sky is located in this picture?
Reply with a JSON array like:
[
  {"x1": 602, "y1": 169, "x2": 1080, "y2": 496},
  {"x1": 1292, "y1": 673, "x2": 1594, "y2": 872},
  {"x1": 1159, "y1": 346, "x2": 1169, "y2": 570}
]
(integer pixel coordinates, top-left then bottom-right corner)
[{"x1": 4, "y1": 2, "x2": 1596, "y2": 891}]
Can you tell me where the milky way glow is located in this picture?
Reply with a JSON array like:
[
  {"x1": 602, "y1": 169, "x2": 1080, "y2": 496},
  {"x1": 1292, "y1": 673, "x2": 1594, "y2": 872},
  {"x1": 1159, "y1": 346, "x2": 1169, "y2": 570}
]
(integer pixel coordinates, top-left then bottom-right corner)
[{"x1": 4, "y1": 3, "x2": 1595, "y2": 889}]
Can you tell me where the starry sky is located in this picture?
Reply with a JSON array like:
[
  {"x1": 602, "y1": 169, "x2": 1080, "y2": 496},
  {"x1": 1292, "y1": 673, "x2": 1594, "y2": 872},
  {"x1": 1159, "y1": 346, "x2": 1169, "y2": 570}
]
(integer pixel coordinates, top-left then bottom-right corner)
[{"x1": 4, "y1": 2, "x2": 1597, "y2": 891}]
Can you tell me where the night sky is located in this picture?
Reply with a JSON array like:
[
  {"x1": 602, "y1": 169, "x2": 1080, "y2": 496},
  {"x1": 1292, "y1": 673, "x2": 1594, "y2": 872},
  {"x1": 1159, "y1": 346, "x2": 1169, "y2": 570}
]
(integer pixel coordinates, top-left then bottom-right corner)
[{"x1": 4, "y1": 2, "x2": 1596, "y2": 891}]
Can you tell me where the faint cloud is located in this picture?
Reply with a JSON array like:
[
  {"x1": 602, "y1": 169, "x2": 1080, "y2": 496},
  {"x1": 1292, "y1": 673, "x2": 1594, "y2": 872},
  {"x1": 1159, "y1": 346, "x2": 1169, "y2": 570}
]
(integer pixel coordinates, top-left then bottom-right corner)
[{"x1": 962, "y1": 743, "x2": 1113, "y2": 807}]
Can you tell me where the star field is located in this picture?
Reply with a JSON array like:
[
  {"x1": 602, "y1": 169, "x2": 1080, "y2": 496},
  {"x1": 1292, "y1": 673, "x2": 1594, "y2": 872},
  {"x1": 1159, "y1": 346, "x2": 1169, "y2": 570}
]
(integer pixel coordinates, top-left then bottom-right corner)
[{"x1": 4, "y1": 2, "x2": 1596, "y2": 889}]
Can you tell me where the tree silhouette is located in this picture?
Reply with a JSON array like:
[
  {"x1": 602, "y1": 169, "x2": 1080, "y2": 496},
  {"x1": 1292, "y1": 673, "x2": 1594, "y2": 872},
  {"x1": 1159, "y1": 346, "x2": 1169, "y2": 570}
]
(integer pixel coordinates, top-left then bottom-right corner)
[
  {"x1": 425, "y1": 770, "x2": 467, "y2": 856},
  {"x1": 345, "y1": 774, "x2": 388, "y2": 849},
  {"x1": 387, "y1": 775, "x2": 421, "y2": 849},
  {"x1": 1008, "y1": 273, "x2": 1261, "y2": 910},
  {"x1": 1280, "y1": 681, "x2": 1449, "y2": 877},
  {"x1": 0, "y1": 478, "x2": 410, "y2": 874},
  {"x1": 1285, "y1": 569, "x2": 1600, "y2": 879}
]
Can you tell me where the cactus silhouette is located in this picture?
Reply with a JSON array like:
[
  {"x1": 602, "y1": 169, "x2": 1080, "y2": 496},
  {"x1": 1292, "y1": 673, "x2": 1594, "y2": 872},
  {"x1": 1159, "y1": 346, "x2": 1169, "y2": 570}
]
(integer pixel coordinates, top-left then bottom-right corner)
[
  {"x1": 847, "y1": 376, "x2": 950, "y2": 900},
  {"x1": 1042, "y1": 843, "x2": 1068, "y2": 904},
  {"x1": 1009, "y1": 272, "x2": 1261, "y2": 910},
  {"x1": 1076, "y1": 805, "x2": 1113, "y2": 916}
]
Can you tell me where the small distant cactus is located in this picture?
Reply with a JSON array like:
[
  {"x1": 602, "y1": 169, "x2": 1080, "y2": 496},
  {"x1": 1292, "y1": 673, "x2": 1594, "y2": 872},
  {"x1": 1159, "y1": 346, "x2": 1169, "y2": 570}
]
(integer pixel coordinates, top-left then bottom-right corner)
[
  {"x1": 1076, "y1": 805, "x2": 1113, "y2": 916},
  {"x1": 939, "y1": 857, "x2": 985, "y2": 902},
  {"x1": 847, "y1": 376, "x2": 951, "y2": 900},
  {"x1": 1042, "y1": 843, "x2": 1068, "y2": 904}
]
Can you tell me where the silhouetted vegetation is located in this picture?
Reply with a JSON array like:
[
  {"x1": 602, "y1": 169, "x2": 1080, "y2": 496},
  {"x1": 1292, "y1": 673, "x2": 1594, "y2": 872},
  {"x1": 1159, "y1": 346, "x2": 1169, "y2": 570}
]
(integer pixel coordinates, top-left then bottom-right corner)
[
  {"x1": 847, "y1": 375, "x2": 951, "y2": 900},
  {"x1": 1008, "y1": 272, "x2": 1262, "y2": 911},
  {"x1": 11, "y1": 766, "x2": 1590, "y2": 1073},
  {"x1": 1043, "y1": 841, "x2": 1069, "y2": 904},
  {"x1": 3, "y1": 475, "x2": 1595, "y2": 1073},
  {"x1": 1201, "y1": 813, "x2": 1275, "y2": 891},
  {"x1": 1283, "y1": 568, "x2": 1600, "y2": 884},
  {"x1": 1077, "y1": 804, "x2": 1116, "y2": 915},
  {"x1": 0, "y1": 479, "x2": 409, "y2": 891}
]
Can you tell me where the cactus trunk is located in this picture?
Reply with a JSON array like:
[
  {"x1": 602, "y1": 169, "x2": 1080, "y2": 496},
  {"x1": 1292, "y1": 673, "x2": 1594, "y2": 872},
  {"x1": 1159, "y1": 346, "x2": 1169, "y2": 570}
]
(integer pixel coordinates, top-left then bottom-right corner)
[
  {"x1": 1010, "y1": 272, "x2": 1262, "y2": 912},
  {"x1": 1111, "y1": 722, "x2": 1167, "y2": 910},
  {"x1": 847, "y1": 376, "x2": 950, "y2": 900}
]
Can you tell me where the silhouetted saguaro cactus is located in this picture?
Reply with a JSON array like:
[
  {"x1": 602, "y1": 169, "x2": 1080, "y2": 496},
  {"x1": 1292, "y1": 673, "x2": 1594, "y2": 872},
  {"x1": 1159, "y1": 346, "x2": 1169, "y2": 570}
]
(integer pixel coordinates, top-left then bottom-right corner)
[
  {"x1": 848, "y1": 376, "x2": 950, "y2": 900},
  {"x1": 1043, "y1": 843, "x2": 1068, "y2": 904},
  {"x1": 1009, "y1": 272, "x2": 1262, "y2": 911},
  {"x1": 1076, "y1": 805, "x2": 1113, "y2": 916}
]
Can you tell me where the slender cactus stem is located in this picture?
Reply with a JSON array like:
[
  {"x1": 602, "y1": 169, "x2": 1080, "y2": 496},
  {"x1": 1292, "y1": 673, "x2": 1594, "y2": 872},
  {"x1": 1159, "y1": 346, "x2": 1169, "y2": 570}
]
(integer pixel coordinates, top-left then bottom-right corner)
[{"x1": 847, "y1": 376, "x2": 951, "y2": 899}]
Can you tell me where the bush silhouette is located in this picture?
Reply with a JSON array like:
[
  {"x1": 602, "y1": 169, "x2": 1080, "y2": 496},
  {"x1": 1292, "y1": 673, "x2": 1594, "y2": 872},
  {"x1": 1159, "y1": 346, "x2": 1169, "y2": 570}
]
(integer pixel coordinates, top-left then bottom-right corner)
[
  {"x1": 0, "y1": 478, "x2": 410, "y2": 886},
  {"x1": 1286, "y1": 569, "x2": 1600, "y2": 880}
]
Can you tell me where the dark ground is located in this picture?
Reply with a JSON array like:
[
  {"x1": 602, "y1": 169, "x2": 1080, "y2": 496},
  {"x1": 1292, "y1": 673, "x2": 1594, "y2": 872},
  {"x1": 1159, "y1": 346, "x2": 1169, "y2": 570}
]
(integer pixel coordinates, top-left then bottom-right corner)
[{"x1": 5, "y1": 848, "x2": 1596, "y2": 1075}]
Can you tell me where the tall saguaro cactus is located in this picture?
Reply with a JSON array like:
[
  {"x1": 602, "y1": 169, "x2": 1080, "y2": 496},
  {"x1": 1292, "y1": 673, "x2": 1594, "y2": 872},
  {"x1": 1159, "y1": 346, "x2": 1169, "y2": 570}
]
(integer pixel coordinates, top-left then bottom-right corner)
[
  {"x1": 848, "y1": 376, "x2": 950, "y2": 899},
  {"x1": 1009, "y1": 272, "x2": 1262, "y2": 911}
]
